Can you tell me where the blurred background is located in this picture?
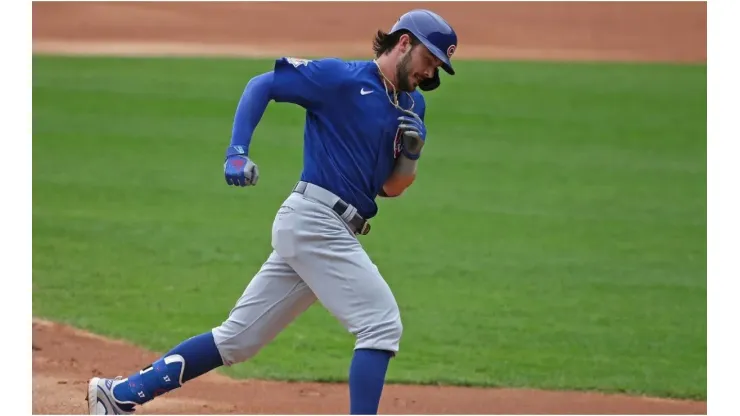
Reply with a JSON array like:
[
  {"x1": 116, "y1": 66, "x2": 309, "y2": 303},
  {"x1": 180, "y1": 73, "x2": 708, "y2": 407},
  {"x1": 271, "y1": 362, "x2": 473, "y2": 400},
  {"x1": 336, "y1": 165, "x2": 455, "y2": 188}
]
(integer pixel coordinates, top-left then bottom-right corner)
[{"x1": 33, "y1": 1, "x2": 706, "y2": 62}]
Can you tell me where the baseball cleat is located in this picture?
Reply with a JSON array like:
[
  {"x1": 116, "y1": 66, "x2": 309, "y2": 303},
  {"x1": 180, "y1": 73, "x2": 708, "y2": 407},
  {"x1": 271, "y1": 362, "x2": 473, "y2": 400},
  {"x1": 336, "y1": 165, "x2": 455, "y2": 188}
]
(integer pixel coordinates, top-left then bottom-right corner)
[{"x1": 86, "y1": 377, "x2": 136, "y2": 415}]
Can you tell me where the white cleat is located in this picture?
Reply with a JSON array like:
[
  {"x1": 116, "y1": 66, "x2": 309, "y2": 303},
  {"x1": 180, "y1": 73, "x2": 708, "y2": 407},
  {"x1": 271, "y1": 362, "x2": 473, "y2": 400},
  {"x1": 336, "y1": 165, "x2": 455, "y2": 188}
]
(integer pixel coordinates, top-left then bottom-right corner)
[{"x1": 86, "y1": 377, "x2": 136, "y2": 415}]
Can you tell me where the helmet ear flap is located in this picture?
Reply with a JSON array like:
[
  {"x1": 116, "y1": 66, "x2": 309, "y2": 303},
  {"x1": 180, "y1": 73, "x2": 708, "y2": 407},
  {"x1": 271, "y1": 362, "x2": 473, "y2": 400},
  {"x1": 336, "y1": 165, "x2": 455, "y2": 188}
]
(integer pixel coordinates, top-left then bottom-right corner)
[{"x1": 419, "y1": 68, "x2": 440, "y2": 91}]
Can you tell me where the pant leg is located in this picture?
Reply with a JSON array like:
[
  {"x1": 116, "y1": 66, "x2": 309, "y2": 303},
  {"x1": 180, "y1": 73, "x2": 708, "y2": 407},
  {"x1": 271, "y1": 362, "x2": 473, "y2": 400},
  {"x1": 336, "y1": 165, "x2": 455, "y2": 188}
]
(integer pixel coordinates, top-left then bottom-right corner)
[
  {"x1": 212, "y1": 250, "x2": 317, "y2": 365},
  {"x1": 271, "y1": 193, "x2": 403, "y2": 354}
]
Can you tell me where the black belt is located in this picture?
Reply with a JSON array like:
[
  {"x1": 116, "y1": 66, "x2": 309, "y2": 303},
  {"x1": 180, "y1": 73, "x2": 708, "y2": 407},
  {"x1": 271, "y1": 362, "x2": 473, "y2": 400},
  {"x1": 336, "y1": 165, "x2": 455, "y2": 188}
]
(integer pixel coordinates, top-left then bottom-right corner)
[
  {"x1": 292, "y1": 182, "x2": 371, "y2": 235},
  {"x1": 332, "y1": 199, "x2": 371, "y2": 235}
]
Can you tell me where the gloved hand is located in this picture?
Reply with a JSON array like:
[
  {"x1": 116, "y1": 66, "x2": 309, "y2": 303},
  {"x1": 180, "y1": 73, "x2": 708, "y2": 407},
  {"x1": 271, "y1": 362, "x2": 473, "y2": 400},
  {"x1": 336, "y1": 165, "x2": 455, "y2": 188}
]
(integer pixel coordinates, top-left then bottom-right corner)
[
  {"x1": 224, "y1": 145, "x2": 259, "y2": 186},
  {"x1": 397, "y1": 109, "x2": 426, "y2": 160}
]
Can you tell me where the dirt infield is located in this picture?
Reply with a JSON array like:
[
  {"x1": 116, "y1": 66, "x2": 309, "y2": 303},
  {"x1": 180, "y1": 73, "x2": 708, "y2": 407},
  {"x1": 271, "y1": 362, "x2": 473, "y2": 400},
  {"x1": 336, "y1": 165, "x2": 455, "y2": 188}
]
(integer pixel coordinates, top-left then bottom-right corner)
[
  {"x1": 32, "y1": 1, "x2": 706, "y2": 62},
  {"x1": 32, "y1": 2, "x2": 706, "y2": 414},
  {"x1": 32, "y1": 319, "x2": 706, "y2": 415}
]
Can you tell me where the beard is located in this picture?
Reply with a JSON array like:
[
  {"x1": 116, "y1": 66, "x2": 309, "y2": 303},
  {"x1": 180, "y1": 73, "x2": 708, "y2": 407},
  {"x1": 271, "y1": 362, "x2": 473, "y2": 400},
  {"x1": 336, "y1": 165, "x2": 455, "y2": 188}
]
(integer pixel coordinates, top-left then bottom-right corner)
[{"x1": 395, "y1": 50, "x2": 416, "y2": 92}]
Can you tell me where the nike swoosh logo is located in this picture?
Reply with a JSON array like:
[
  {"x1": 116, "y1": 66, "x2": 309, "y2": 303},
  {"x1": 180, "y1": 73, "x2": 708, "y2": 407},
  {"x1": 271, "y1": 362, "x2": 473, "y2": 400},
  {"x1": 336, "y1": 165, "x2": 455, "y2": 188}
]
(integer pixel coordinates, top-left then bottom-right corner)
[{"x1": 360, "y1": 88, "x2": 373, "y2": 95}]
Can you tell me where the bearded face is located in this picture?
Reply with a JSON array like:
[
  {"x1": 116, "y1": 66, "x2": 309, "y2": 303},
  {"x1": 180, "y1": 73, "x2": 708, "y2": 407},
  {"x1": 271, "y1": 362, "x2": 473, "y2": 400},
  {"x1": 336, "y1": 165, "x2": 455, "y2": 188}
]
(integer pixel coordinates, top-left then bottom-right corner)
[{"x1": 394, "y1": 41, "x2": 443, "y2": 92}]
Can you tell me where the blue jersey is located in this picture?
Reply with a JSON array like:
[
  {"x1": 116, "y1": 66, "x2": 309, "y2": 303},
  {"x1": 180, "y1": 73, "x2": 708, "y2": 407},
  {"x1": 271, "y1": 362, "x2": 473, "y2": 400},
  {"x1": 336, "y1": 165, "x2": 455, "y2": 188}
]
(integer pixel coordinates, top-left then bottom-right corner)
[{"x1": 270, "y1": 57, "x2": 426, "y2": 219}]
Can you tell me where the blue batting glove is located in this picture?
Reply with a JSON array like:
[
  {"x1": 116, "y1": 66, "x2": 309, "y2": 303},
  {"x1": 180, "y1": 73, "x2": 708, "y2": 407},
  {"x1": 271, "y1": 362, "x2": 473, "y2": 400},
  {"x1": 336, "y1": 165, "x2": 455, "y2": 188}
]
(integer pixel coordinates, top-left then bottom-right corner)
[{"x1": 224, "y1": 145, "x2": 259, "y2": 187}]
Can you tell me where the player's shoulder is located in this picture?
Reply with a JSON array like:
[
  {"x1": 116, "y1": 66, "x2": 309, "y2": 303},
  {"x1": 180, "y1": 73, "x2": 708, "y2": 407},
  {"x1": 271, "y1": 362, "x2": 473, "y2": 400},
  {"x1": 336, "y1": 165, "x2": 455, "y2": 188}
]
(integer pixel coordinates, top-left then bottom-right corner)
[
  {"x1": 410, "y1": 90, "x2": 427, "y2": 116},
  {"x1": 277, "y1": 56, "x2": 350, "y2": 73},
  {"x1": 276, "y1": 56, "x2": 360, "y2": 84},
  {"x1": 410, "y1": 90, "x2": 427, "y2": 105}
]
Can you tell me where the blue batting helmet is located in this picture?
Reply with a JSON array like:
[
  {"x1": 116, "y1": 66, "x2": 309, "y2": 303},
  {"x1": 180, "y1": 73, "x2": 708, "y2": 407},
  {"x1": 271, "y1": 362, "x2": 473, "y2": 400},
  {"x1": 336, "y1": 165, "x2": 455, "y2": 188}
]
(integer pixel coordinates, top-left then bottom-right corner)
[
  {"x1": 388, "y1": 9, "x2": 457, "y2": 91},
  {"x1": 389, "y1": 9, "x2": 458, "y2": 76}
]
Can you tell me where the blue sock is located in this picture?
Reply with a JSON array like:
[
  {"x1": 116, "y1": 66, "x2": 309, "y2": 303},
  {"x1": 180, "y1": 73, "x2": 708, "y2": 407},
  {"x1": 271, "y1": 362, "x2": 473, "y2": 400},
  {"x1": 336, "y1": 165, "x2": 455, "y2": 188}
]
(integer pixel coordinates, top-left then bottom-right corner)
[
  {"x1": 349, "y1": 348, "x2": 393, "y2": 415},
  {"x1": 111, "y1": 331, "x2": 223, "y2": 407}
]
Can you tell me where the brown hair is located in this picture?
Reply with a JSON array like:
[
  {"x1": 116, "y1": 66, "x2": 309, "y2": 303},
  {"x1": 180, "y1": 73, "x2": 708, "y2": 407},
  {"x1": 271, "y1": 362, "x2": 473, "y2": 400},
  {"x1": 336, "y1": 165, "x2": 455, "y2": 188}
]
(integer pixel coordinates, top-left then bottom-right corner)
[{"x1": 372, "y1": 30, "x2": 420, "y2": 58}]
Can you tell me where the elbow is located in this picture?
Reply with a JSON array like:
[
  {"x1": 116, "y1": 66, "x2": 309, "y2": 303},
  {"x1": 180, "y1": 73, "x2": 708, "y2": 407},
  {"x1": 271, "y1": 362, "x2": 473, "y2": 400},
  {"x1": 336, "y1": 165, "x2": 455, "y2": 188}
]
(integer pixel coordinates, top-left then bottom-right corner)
[
  {"x1": 382, "y1": 174, "x2": 416, "y2": 197},
  {"x1": 380, "y1": 188, "x2": 404, "y2": 198}
]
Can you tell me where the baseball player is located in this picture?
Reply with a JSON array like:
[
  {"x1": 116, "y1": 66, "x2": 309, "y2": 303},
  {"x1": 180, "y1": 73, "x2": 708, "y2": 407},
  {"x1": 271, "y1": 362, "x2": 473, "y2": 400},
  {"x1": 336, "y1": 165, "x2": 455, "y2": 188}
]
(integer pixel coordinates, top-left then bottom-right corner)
[{"x1": 87, "y1": 9, "x2": 457, "y2": 415}]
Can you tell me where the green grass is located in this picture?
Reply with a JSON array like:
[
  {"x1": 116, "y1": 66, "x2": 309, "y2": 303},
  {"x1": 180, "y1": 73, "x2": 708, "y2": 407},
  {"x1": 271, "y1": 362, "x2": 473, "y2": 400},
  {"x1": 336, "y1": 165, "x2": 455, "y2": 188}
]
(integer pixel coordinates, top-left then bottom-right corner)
[{"x1": 32, "y1": 56, "x2": 707, "y2": 399}]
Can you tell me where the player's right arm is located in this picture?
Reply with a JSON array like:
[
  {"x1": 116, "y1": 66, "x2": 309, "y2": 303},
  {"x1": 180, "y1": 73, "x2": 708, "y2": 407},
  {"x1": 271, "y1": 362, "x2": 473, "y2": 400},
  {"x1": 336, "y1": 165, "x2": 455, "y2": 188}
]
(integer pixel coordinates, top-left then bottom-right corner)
[
  {"x1": 381, "y1": 100, "x2": 427, "y2": 197},
  {"x1": 224, "y1": 58, "x2": 348, "y2": 187}
]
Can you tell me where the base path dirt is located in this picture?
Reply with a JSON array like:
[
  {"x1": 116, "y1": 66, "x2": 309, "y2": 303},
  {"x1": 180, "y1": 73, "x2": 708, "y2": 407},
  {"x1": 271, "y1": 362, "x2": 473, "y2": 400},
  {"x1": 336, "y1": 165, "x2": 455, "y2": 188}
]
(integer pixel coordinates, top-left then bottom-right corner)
[
  {"x1": 32, "y1": 2, "x2": 706, "y2": 62},
  {"x1": 33, "y1": 319, "x2": 705, "y2": 415}
]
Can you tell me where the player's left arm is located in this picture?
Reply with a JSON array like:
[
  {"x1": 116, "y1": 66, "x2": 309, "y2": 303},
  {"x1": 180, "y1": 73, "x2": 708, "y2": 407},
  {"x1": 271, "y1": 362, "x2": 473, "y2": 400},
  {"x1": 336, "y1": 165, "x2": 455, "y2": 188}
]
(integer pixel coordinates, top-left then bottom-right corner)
[
  {"x1": 224, "y1": 58, "x2": 348, "y2": 187},
  {"x1": 381, "y1": 96, "x2": 427, "y2": 197}
]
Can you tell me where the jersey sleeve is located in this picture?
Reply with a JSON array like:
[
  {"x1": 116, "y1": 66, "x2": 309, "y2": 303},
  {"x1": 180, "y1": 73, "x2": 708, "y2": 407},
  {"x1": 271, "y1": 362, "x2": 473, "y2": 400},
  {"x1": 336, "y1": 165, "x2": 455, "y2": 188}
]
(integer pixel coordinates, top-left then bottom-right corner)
[{"x1": 271, "y1": 57, "x2": 348, "y2": 110}]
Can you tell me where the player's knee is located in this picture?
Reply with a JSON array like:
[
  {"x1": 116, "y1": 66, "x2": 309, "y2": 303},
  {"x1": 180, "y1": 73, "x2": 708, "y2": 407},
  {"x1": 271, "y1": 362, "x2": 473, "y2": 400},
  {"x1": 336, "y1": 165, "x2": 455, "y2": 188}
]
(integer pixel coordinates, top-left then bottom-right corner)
[
  {"x1": 211, "y1": 321, "x2": 264, "y2": 366},
  {"x1": 388, "y1": 315, "x2": 404, "y2": 343},
  {"x1": 354, "y1": 309, "x2": 404, "y2": 352}
]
